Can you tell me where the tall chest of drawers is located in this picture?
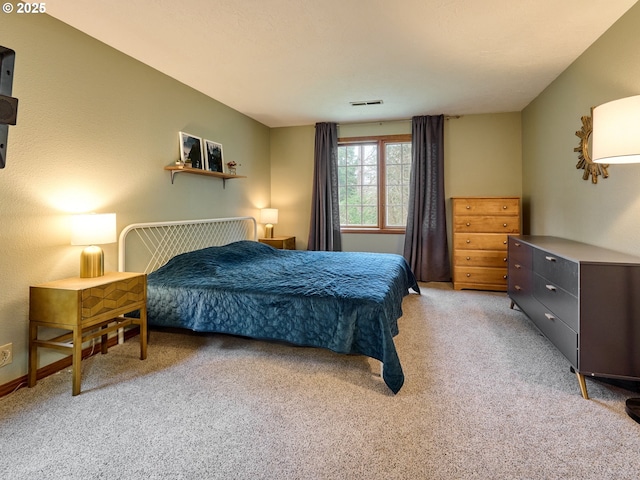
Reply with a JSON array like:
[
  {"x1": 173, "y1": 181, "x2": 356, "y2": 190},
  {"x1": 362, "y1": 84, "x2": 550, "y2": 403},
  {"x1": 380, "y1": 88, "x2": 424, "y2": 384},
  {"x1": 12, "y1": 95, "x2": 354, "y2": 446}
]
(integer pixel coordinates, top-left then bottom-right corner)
[
  {"x1": 508, "y1": 235, "x2": 640, "y2": 398},
  {"x1": 452, "y1": 196, "x2": 520, "y2": 291}
]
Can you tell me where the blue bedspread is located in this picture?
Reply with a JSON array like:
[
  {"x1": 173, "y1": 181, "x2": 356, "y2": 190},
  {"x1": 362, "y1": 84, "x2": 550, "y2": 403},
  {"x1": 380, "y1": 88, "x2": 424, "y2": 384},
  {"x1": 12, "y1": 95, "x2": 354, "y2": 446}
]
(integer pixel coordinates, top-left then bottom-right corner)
[{"x1": 146, "y1": 241, "x2": 420, "y2": 393}]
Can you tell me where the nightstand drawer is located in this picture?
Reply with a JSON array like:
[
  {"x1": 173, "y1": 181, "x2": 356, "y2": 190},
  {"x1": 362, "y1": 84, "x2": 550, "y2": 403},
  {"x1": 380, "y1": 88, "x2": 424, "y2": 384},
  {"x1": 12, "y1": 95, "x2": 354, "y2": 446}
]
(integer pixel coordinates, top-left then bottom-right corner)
[
  {"x1": 30, "y1": 272, "x2": 146, "y2": 326},
  {"x1": 82, "y1": 275, "x2": 145, "y2": 319}
]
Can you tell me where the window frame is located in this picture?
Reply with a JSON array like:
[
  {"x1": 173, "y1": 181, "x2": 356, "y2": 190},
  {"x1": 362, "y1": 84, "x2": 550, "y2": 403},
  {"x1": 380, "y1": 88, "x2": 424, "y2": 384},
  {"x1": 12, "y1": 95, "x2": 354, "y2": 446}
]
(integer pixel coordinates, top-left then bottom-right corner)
[{"x1": 337, "y1": 134, "x2": 412, "y2": 234}]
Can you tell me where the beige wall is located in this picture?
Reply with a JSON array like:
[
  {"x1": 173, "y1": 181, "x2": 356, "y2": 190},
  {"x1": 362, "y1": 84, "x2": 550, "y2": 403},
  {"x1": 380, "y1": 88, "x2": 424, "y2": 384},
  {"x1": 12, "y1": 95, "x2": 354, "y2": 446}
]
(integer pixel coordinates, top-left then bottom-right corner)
[
  {"x1": 522, "y1": 2, "x2": 640, "y2": 254},
  {"x1": 0, "y1": 14, "x2": 271, "y2": 385},
  {"x1": 271, "y1": 113, "x2": 522, "y2": 254},
  {"x1": 269, "y1": 125, "x2": 315, "y2": 249},
  {"x1": 445, "y1": 113, "x2": 522, "y2": 198}
]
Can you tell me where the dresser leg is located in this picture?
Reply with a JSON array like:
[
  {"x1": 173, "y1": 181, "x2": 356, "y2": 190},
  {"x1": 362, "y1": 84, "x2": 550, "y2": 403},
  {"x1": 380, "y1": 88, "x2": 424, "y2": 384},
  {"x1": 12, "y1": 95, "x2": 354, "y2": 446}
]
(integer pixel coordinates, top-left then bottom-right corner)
[{"x1": 576, "y1": 372, "x2": 589, "y2": 399}]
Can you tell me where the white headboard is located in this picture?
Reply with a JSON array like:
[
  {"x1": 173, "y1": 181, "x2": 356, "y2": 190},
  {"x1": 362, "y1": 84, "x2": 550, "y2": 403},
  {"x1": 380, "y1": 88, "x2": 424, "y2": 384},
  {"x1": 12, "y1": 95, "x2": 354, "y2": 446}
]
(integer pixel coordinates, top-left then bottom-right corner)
[{"x1": 118, "y1": 216, "x2": 257, "y2": 274}]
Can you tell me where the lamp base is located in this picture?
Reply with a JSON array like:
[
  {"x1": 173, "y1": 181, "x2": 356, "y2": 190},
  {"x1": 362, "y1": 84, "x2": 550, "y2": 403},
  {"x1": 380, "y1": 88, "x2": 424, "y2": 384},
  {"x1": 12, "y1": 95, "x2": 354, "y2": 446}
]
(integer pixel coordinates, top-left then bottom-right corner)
[
  {"x1": 626, "y1": 398, "x2": 640, "y2": 423},
  {"x1": 265, "y1": 224, "x2": 274, "y2": 238},
  {"x1": 80, "y1": 245, "x2": 105, "y2": 278}
]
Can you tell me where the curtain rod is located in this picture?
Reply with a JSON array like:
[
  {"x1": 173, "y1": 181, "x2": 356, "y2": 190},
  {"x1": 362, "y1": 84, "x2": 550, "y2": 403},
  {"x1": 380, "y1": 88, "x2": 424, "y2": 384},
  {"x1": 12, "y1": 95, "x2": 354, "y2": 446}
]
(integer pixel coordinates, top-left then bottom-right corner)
[{"x1": 335, "y1": 115, "x2": 462, "y2": 127}]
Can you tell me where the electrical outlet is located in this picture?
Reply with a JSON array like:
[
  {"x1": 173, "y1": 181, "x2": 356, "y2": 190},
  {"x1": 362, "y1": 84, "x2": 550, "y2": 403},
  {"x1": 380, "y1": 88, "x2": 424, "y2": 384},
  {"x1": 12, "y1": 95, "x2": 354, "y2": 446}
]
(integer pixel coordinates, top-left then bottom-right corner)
[{"x1": 0, "y1": 343, "x2": 12, "y2": 367}]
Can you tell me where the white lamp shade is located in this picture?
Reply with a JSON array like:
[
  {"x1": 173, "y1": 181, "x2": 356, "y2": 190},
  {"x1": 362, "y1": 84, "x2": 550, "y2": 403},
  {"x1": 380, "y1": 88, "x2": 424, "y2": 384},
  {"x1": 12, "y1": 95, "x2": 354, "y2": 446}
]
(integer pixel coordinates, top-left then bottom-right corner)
[
  {"x1": 259, "y1": 208, "x2": 278, "y2": 225},
  {"x1": 71, "y1": 213, "x2": 117, "y2": 245},
  {"x1": 592, "y1": 95, "x2": 640, "y2": 164}
]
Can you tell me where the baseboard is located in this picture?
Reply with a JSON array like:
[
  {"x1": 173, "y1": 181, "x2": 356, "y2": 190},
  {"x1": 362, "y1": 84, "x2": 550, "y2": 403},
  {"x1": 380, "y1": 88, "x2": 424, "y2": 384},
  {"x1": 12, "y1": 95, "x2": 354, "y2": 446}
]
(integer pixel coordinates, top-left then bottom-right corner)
[{"x1": 0, "y1": 327, "x2": 141, "y2": 398}]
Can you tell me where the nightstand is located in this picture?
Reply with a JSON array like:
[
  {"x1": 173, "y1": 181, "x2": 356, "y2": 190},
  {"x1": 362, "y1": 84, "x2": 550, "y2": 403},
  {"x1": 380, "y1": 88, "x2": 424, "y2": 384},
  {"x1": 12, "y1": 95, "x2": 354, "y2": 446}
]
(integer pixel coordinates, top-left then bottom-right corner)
[
  {"x1": 28, "y1": 271, "x2": 147, "y2": 396},
  {"x1": 259, "y1": 236, "x2": 296, "y2": 250}
]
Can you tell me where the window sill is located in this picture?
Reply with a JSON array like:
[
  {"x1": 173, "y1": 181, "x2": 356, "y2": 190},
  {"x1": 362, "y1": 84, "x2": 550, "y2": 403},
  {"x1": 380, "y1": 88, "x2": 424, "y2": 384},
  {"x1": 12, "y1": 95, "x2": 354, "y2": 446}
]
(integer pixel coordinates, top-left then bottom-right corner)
[{"x1": 340, "y1": 228, "x2": 406, "y2": 235}]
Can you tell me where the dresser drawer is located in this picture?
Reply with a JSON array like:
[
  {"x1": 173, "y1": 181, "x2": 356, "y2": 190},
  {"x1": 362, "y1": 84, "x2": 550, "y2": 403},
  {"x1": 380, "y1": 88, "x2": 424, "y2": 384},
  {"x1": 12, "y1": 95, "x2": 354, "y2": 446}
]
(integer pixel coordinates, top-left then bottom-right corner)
[
  {"x1": 509, "y1": 262, "x2": 532, "y2": 293},
  {"x1": 454, "y1": 266, "x2": 508, "y2": 286},
  {"x1": 454, "y1": 250, "x2": 508, "y2": 267},
  {"x1": 533, "y1": 274, "x2": 579, "y2": 331},
  {"x1": 509, "y1": 264, "x2": 533, "y2": 308},
  {"x1": 533, "y1": 250, "x2": 578, "y2": 295},
  {"x1": 529, "y1": 305, "x2": 578, "y2": 367},
  {"x1": 508, "y1": 237, "x2": 533, "y2": 267},
  {"x1": 453, "y1": 197, "x2": 520, "y2": 216},
  {"x1": 453, "y1": 233, "x2": 509, "y2": 251},
  {"x1": 454, "y1": 216, "x2": 520, "y2": 233}
]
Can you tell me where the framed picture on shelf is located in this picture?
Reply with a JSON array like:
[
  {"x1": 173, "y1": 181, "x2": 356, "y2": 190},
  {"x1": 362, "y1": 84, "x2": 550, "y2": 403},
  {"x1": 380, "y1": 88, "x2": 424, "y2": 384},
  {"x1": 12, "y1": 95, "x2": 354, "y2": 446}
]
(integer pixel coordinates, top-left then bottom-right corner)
[
  {"x1": 179, "y1": 132, "x2": 204, "y2": 169},
  {"x1": 204, "y1": 139, "x2": 224, "y2": 173}
]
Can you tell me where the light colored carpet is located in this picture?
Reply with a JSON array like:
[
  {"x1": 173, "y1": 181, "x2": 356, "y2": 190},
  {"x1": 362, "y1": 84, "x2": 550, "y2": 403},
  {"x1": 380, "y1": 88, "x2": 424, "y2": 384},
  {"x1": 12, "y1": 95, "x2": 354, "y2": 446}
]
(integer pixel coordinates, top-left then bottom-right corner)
[{"x1": 1, "y1": 282, "x2": 639, "y2": 479}]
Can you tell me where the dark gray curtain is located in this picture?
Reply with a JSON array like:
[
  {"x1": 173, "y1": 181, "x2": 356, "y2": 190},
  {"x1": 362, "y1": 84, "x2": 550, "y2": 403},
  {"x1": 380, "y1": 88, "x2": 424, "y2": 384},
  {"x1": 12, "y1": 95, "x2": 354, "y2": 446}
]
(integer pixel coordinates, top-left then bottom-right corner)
[
  {"x1": 403, "y1": 115, "x2": 451, "y2": 281},
  {"x1": 307, "y1": 122, "x2": 342, "y2": 251}
]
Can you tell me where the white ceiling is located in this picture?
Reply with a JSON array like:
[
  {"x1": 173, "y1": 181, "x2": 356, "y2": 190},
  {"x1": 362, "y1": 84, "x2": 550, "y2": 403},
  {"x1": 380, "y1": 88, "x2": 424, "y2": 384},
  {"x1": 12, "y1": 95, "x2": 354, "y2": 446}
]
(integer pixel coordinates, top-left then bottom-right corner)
[{"x1": 46, "y1": 0, "x2": 638, "y2": 128}]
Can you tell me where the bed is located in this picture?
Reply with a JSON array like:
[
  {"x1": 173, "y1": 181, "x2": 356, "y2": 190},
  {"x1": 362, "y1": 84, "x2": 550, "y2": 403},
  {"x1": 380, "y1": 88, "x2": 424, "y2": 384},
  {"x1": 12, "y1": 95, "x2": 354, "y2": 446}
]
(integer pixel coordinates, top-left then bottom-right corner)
[{"x1": 118, "y1": 217, "x2": 419, "y2": 393}]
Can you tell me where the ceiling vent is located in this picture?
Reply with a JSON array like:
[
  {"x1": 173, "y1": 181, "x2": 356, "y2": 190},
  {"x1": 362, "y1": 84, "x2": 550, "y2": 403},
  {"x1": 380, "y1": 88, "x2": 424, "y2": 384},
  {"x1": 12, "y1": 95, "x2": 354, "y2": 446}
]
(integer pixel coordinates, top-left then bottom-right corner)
[{"x1": 350, "y1": 100, "x2": 383, "y2": 106}]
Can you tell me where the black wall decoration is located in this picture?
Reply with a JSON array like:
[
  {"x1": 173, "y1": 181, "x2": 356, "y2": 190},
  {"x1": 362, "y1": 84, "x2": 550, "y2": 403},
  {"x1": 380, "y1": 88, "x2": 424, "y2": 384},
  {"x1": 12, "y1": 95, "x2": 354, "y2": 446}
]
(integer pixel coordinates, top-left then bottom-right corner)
[{"x1": 0, "y1": 45, "x2": 18, "y2": 169}]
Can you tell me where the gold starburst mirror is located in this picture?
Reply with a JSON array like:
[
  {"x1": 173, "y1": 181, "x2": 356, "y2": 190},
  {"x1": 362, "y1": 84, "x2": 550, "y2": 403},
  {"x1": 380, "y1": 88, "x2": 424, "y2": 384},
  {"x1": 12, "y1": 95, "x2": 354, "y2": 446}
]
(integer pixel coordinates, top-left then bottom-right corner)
[{"x1": 575, "y1": 112, "x2": 609, "y2": 184}]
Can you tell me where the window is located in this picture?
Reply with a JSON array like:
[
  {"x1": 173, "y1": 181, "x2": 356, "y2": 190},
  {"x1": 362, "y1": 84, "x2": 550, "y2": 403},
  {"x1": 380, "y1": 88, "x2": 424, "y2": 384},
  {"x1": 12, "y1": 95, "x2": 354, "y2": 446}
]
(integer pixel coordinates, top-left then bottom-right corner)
[{"x1": 337, "y1": 134, "x2": 412, "y2": 232}]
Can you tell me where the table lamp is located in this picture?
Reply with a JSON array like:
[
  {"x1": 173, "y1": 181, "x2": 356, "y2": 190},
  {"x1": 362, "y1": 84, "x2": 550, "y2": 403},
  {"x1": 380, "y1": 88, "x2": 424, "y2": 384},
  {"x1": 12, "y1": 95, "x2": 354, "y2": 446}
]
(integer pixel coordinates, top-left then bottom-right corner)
[
  {"x1": 71, "y1": 213, "x2": 117, "y2": 278},
  {"x1": 260, "y1": 208, "x2": 278, "y2": 238},
  {"x1": 592, "y1": 95, "x2": 640, "y2": 423}
]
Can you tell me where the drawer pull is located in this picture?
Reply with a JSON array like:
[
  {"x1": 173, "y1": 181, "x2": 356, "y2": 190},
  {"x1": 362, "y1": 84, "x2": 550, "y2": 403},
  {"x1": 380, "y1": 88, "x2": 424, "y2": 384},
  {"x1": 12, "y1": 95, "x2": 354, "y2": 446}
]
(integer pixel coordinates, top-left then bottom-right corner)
[
  {"x1": 515, "y1": 264, "x2": 521, "y2": 269},
  {"x1": 503, "y1": 205, "x2": 508, "y2": 209},
  {"x1": 503, "y1": 275, "x2": 507, "y2": 279},
  {"x1": 514, "y1": 242, "x2": 521, "y2": 247},
  {"x1": 503, "y1": 240, "x2": 507, "y2": 244},
  {"x1": 545, "y1": 284, "x2": 556, "y2": 292},
  {"x1": 545, "y1": 256, "x2": 557, "y2": 262},
  {"x1": 466, "y1": 256, "x2": 471, "y2": 260},
  {"x1": 466, "y1": 205, "x2": 470, "y2": 209},
  {"x1": 466, "y1": 273, "x2": 471, "y2": 277},
  {"x1": 466, "y1": 222, "x2": 471, "y2": 226},
  {"x1": 503, "y1": 257, "x2": 507, "y2": 262},
  {"x1": 544, "y1": 313, "x2": 555, "y2": 321},
  {"x1": 515, "y1": 285, "x2": 522, "y2": 291},
  {"x1": 466, "y1": 239, "x2": 471, "y2": 244},
  {"x1": 503, "y1": 223, "x2": 507, "y2": 227}
]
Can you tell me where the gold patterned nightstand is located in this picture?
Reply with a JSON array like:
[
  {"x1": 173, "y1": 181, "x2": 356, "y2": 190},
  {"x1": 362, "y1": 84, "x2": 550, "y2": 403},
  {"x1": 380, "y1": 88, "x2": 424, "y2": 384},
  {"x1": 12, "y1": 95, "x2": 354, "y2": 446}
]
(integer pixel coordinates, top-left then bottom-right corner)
[
  {"x1": 28, "y1": 271, "x2": 147, "y2": 395},
  {"x1": 259, "y1": 236, "x2": 296, "y2": 250}
]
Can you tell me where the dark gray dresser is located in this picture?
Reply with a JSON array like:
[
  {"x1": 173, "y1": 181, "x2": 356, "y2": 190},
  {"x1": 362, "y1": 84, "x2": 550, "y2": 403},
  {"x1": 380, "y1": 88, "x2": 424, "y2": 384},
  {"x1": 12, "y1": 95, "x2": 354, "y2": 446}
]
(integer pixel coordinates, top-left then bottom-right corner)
[{"x1": 507, "y1": 235, "x2": 640, "y2": 398}]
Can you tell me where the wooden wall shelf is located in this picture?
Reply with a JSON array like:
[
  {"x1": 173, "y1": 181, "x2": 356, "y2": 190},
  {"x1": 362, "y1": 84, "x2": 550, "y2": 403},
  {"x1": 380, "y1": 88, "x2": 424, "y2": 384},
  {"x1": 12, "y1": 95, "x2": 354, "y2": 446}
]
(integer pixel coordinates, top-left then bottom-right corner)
[{"x1": 164, "y1": 166, "x2": 246, "y2": 188}]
